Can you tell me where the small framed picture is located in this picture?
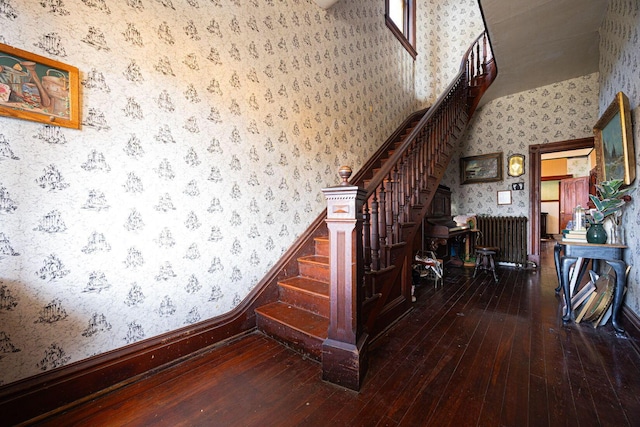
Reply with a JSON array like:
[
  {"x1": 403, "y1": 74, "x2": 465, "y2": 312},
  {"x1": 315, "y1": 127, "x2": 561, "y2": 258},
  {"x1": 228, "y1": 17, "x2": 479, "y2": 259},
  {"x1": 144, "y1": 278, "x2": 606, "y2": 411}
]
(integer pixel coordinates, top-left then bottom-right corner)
[
  {"x1": 507, "y1": 154, "x2": 525, "y2": 177},
  {"x1": 497, "y1": 190, "x2": 512, "y2": 205}
]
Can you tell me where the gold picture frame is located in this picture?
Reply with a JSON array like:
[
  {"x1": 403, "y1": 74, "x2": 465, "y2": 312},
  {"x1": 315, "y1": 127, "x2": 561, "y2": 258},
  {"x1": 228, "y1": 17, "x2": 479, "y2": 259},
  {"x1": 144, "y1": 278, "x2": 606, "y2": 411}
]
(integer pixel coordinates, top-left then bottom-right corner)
[
  {"x1": 460, "y1": 152, "x2": 503, "y2": 184},
  {"x1": 594, "y1": 91, "x2": 635, "y2": 185},
  {"x1": 507, "y1": 154, "x2": 525, "y2": 177},
  {"x1": 0, "y1": 42, "x2": 80, "y2": 129}
]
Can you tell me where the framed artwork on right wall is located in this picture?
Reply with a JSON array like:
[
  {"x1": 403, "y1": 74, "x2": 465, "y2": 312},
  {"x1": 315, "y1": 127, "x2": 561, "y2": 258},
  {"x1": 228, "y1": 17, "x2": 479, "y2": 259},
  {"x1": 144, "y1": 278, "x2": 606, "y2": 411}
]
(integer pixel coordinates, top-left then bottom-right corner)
[{"x1": 594, "y1": 91, "x2": 636, "y2": 185}]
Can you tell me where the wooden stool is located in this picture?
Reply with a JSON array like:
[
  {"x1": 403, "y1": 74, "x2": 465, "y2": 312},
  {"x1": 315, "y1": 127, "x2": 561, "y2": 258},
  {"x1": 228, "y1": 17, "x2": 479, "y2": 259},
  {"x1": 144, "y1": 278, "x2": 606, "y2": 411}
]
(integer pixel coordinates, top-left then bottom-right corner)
[{"x1": 473, "y1": 246, "x2": 499, "y2": 282}]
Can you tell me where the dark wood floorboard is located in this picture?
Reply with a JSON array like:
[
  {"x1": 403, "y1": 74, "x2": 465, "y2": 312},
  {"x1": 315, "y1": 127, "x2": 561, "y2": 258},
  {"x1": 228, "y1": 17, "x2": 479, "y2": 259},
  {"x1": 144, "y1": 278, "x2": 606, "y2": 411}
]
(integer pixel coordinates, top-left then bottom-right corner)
[{"x1": 31, "y1": 241, "x2": 640, "y2": 426}]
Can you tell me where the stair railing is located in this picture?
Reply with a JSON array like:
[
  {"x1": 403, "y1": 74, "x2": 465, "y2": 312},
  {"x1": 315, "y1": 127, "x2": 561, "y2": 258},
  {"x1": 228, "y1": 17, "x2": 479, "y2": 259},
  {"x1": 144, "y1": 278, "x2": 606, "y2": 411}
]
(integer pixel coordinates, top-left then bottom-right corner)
[
  {"x1": 320, "y1": 31, "x2": 495, "y2": 391},
  {"x1": 359, "y1": 32, "x2": 494, "y2": 324},
  {"x1": 362, "y1": 31, "x2": 493, "y2": 275}
]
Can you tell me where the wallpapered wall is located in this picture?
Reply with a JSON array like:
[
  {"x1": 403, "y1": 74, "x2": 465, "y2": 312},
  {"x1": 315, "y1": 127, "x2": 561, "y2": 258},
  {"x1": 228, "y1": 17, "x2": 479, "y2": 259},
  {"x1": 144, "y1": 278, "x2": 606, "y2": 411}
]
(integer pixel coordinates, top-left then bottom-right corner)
[
  {"x1": 0, "y1": 0, "x2": 481, "y2": 386},
  {"x1": 416, "y1": 0, "x2": 485, "y2": 106},
  {"x1": 598, "y1": 0, "x2": 640, "y2": 317},
  {"x1": 442, "y1": 72, "x2": 600, "y2": 217},
  {"x1": 445, "y1": 0, "x2": 640, "y2": 319}
]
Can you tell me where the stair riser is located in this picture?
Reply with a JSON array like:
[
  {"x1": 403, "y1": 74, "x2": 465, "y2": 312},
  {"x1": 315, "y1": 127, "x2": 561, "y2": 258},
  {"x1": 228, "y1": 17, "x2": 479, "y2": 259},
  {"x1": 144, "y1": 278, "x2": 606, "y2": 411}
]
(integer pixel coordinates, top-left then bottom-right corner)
[
  {"x1": 314, "y1": 239, "x2": 329, "y2": 257},
  {"x1": 279, "y1": 286, "x2": 330, "y2": 317},
  {"x1": 298, "y1": 262, "x2": 329, "y2": 282},
  {"x1": 256, "y1": 315, "x2": 323, "y2": 361}
]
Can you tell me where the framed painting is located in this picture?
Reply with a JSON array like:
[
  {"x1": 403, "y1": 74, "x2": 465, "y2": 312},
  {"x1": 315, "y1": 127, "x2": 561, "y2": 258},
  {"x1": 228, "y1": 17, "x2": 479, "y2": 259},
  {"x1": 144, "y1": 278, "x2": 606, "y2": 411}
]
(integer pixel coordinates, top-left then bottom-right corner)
[
  {"x1": 460, "y1": 152, "x2": 503, "y2": 184},
  {"x1": 0, "y1": 42, "x2": 80, "y2": 129},
  {"x1": 594, "y1": 91, "x2": 635, "y2": 185}
]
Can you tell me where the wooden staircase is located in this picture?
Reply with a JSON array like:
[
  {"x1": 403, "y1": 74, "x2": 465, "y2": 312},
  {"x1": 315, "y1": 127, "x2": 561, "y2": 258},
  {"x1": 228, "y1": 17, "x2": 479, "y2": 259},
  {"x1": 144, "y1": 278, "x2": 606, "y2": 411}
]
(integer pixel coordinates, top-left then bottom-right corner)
[
  {"x1": 255, "y1": 236, "x2": 330, "y2": 360},
  {"x1": 255, "y1": 117, "x2": 425, "y2": 360},
  {"x1": 255, "y1": 32, "x2": 497, "y2": 383}
]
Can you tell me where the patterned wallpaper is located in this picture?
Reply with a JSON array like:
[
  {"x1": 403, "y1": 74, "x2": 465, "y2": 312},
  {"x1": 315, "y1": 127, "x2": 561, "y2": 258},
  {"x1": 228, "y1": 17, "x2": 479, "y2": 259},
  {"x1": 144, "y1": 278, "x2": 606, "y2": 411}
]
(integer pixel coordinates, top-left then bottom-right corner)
[
  {"x1": 0, "y1": 0, "x2": 447, "y2": 386},
  {"x1": 416, "y1": 0, "x2": 484, "y2": 106},
  {"x1": 567, "y1": 156, "x2": 591, "y2": 178},
  {"x1": 598, "y1": 0, "x2": 640, "y2": 316},
  {"x1": 442, "y1": 73, "x2": 600, "y2": 217}
]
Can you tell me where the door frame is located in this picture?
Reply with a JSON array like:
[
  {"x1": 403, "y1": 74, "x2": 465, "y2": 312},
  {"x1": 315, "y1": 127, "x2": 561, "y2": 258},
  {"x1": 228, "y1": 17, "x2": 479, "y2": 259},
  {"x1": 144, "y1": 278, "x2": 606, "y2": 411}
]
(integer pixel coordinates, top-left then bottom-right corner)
[{"x1": 529, "y1": 137, "x2": 594, "y2": 265}]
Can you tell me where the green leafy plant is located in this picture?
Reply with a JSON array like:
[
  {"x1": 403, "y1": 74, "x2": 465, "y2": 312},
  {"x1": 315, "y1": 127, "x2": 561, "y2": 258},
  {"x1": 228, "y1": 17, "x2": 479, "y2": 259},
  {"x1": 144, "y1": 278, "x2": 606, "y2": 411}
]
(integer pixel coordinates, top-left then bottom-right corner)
[{"x1": 588, "y1": 179, "x2": 632, "y2": 223}]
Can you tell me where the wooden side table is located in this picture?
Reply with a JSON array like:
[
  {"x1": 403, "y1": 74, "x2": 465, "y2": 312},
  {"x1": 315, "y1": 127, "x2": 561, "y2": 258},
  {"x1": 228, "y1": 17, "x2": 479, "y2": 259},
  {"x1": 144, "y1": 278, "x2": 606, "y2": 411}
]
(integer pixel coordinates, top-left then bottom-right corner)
[{"x1": 554, "y1": 240, "x2": 628, "y2": 335}]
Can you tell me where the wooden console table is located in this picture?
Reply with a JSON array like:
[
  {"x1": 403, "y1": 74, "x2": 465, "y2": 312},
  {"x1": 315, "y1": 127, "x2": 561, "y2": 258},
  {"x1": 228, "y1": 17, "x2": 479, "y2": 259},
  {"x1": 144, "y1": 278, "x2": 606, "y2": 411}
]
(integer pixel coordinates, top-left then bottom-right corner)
[{"x1": 554, "y1": 240, "x2": 628, "y2": 335}]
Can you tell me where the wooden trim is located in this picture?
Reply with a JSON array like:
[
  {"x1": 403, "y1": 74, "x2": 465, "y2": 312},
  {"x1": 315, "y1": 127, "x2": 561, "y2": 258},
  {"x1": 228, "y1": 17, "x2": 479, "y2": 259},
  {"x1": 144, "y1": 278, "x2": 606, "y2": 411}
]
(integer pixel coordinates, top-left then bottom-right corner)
[
  {"x1": 385, "y1": 15, "x2": 417, "y2": 59},
  {"x1": 529, "y1": 137, "x2": 594, "y2": 264},
  {"x1": 0, "y1": 302, "x2": 269, "y2": 425},
  {"x1": 408, "y1": 0, "x2": 416, "y2": 50},
  {"x1": 623, "y1": 305, "x2": 640, "y2": 355},
  {"x1": 541, "y1": 174, "x2": 573, "y2": 181}
]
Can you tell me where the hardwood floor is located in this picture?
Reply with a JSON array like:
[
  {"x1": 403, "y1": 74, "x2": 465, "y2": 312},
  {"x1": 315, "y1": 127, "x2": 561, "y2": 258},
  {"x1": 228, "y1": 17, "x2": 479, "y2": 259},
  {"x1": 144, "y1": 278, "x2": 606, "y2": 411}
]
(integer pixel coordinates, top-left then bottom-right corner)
[{"x1": 31, "y1": 241, "x2": 640, "y2": 426}]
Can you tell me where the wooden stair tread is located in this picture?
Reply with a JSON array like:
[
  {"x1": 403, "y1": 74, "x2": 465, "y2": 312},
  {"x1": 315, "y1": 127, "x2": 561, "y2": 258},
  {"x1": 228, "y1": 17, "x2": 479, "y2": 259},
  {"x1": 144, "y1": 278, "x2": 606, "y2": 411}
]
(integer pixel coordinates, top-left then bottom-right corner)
[
  {"x1": 255, "y1": 302, "x2": 328, "y2": 339},
  {"x1": 298, "y1": 255, "x2": 329, "y2": 265},
  {"x1": 279, "y1": 276, "x2": 329, "y2": 298}
]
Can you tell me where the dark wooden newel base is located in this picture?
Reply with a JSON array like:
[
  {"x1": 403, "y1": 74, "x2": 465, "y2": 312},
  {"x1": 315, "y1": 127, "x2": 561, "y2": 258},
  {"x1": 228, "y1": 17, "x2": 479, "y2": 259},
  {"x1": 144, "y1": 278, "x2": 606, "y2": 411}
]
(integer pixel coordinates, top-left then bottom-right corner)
[{"x1": 322, "y1": 333, "x2": 369, "y2": 391}]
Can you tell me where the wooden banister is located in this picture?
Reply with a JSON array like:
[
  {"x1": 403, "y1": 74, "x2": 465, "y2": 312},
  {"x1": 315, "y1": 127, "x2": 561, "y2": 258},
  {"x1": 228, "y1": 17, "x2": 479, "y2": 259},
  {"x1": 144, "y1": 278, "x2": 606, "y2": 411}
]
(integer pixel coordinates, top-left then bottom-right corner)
[{"x1": 321, "y1": 31, "x2": 496, "y2": 390}]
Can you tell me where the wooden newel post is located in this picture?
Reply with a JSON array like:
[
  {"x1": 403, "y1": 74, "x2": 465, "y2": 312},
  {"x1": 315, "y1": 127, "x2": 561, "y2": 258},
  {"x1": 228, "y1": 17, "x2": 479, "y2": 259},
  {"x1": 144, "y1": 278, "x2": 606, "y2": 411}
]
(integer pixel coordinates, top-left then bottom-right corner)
[{"x1": 321, "y1": 166, "x2": 368, "y2": 391}]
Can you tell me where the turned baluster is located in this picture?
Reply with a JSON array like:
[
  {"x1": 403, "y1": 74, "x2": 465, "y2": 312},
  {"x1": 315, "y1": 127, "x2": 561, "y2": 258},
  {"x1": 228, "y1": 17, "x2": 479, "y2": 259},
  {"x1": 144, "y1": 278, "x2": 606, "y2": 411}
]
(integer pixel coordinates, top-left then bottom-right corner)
[
  {"x1": 407, "y1": 144, "x2": 416, "y2": 207},
  {"x1": 370, "y1": 192, "x2": 380, "y2": 271},
  {"x1": 468, "y1": 50, "x2": 475, "y2": 81},
  {"x1": 399, "y1": 153, "x2": 409, "y2": 223},
  {"x1": 418, "y1": 134, "x2": 427, "y2": 191},
  {"x1": 362, "y1": 201, "x2": 371, "y2": 275},
  {"x1": 385, "y1": 172, "x2": 394, "y2": 246},
  {"x1": 482, "y1": 33, "x2": 488, "y2": 72},
  {"x1": 378, "y1": 182, "x2": 388, "y2": 269},
  {"x1": 475, "y1": 42, "x2": 482, "y2": 77},
  {"x1": 391, "y1": 165, "x2": 401, "y2": 243},
  {"x1": 428, "y1": 124, "x2": 436, "y2": 173}
]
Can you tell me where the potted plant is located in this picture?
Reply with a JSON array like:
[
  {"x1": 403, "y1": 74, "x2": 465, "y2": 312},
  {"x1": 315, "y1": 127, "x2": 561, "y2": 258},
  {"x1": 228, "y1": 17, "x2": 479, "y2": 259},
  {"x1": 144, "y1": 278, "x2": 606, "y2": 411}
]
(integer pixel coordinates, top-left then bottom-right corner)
[{"x1": 587, "y1": 179, "x2": 633, "y2": 244}]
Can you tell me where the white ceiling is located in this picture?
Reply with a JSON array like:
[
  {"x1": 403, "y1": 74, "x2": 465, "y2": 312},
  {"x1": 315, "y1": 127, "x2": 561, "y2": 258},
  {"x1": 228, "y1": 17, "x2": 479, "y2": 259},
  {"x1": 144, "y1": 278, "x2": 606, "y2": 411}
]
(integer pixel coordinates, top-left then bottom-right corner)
[
  {"x1": 312, "y1": 0, "x2": 339, "y2": 9},
  {"x1": 479, "y1": 0, "x2": 608, "y2": 104}
]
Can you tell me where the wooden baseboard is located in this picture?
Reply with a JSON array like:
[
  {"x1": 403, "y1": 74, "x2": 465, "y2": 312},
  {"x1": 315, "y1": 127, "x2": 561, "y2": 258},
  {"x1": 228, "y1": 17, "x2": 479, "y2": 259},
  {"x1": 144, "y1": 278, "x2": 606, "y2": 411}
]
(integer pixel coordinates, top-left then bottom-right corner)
[
  {"x1": 0, "y1": 282, "x2": 278, "y2": 426},
  {"x1": 0, "y1": 196, "x2": 334, "y2": 427},
  {"x1": 623, "y1": 305, "x2": 640, "y2": 355}
]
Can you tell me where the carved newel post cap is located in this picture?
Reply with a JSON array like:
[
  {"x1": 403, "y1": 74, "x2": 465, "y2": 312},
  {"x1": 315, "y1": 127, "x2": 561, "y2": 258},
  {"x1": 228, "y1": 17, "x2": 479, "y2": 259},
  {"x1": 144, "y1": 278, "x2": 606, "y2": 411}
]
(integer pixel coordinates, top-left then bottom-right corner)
[{"x1": 338, "y1": 166, "x2": 352, "y2": 186}]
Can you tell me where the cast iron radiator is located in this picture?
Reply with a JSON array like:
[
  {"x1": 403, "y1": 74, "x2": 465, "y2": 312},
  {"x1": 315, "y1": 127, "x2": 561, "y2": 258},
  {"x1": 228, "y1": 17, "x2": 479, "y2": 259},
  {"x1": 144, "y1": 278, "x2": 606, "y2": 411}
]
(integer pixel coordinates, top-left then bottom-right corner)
[{"x1": 475, "y1": 215, "x2": 528, "y2": 267}]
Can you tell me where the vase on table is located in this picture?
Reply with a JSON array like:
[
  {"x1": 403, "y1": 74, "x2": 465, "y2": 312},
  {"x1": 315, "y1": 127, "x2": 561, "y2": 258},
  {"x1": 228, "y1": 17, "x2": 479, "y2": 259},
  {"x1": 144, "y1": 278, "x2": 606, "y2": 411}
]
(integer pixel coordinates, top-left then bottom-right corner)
[{"x1": 586, "y1": 223, "x2": 607, "y2": 244}]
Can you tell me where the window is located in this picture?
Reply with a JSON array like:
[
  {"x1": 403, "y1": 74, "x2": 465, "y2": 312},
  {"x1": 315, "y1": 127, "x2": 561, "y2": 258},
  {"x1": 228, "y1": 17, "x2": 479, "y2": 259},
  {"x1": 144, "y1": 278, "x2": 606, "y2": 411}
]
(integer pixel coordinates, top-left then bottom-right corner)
[{"x1": 386, "y1": 0, "x2": 417, "y2": 59}]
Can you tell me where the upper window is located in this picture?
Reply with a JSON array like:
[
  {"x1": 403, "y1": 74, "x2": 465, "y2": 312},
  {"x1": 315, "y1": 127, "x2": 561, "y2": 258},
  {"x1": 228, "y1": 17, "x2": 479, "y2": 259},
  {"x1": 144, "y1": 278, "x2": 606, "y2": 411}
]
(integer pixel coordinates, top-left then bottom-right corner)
[{"x1": 386, "y1": 0, "x2": 417, "y2": 59}]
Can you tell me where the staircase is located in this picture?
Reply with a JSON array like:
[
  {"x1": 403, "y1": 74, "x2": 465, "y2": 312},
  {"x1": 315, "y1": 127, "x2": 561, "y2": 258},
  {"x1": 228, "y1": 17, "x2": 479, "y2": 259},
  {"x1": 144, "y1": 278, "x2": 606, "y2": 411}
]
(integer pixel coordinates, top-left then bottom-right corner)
[
  {"x1": 254, "y1": 32, "x2": 496, "y2": 383},
  {"x1": 254, "y1": 115, "x2": 426, "y2": 360},
  {"x1": 255, "y1": 236, "x2": 330, "y2": 360}
]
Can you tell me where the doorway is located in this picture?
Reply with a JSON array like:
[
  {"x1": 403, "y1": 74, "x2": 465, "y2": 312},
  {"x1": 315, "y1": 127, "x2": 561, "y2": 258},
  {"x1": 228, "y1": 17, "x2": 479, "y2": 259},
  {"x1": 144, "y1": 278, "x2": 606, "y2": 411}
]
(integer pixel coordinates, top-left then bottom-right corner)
[{"x1": 529, "y1": 137, "x2": 595, "y2": 264}]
